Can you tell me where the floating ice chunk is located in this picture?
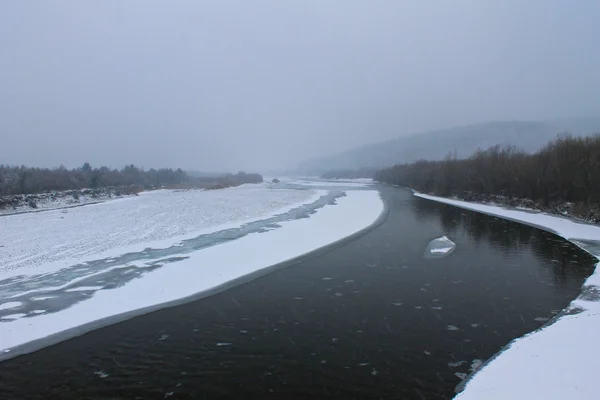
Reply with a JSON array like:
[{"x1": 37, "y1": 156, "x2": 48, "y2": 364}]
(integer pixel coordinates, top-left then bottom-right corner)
[
  {"x1": 425, "y1": 236, "x2": 456, "y2": 258},
  {"x1": 94, "y1": 370, "x2": 109, "y2": 378},
  {"x1": 470, "y1": 359, "x2": 483, "y2": 372},
  {"x1": 449, "y1": 360, "x2": 467, "y2": 368}
]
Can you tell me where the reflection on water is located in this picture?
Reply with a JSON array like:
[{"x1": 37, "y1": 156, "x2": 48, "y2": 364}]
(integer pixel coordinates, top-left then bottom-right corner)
[
  {"x1": 410, "y1": 197, "x2": 596, "y2": 289},
  {"x1": 0, "y1": 186, "x2": 595, "y2": 400}
]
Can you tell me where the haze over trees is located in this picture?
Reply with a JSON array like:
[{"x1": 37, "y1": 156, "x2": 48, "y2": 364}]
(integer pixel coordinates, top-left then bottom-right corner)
[
  {"x1": 300, "y1": 119, "x2": 600, "y2": 174},
  {"x1": 374, "y1": 134, "x2": 600, "y2": 220},
  {"x1": 0, "y1": 164, "x2": 263, "y2": 196},
  {"x1": 320, "y1": 168, "x2": 377, "y2": 180}
]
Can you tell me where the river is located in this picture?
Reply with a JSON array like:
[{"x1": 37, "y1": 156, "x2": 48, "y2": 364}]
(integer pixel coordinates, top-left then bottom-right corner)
[{"x1": 0, "y1": 186, "x2": 595, "y2": 399}]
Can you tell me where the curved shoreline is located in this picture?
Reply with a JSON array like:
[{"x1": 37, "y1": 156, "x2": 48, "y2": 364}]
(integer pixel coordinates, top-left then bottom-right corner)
[
  {"x1": 410, "y1": 191, "x2": 600, "y2": 397},
  {"x1": 0, "y1": 191, "x2": 389, "y2": 363}
]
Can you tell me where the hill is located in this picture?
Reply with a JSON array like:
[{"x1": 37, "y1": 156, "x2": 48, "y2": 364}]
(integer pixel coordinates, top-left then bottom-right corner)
[{"x1": 298, "y1": 119, "x2": 600, "y2": 174}]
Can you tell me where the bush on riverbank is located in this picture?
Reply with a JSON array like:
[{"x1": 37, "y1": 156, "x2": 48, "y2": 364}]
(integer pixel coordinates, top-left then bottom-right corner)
[{"x1": 374, "y1": 134, "x2": 600, "y2": 222}]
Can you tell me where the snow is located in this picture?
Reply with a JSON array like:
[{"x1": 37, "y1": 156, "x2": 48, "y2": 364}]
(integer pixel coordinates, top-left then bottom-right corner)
[
  {"x1": 413, "y1": 192, "x2": 600, "y2": 400},
  {"x1": 0, "y1": 189, "x2": 384, "y2": 354},
  {"x1": 414, "y1": 193, "x2": 600, "y2": 244},
  {"x1": 0, "y1": 191, "x2": 128, "y2": 216},
  {"x1": 0, "y1": 185, "x2": 319, "y2": 279},
  {"x1": 0, "y1": 302, "x2": 22, "y2": 311}
]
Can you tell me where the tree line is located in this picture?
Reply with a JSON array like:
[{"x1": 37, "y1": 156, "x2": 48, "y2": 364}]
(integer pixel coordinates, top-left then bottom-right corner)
[
  {"x1": 0, "y1": 163, "x2": 263, "y2": 195},
  {"x1": 374, "y1": 134, "x2": 600, "y2": 208}
]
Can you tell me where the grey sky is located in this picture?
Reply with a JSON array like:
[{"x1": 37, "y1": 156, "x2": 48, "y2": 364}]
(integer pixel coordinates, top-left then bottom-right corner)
[{"x1": 1, "y1": 1, "x2": 599, "y2": 172}]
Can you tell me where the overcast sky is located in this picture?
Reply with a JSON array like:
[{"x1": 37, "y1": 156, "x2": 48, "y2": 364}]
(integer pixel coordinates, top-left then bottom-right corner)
[{"x1": 1, "y1": 1, "x2": 599, "y2": 172}]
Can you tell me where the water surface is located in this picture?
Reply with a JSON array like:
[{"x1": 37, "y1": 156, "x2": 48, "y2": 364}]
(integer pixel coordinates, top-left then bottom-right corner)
[{"x1": 0, "y1": 186, "x2": 594, "y2": 399}]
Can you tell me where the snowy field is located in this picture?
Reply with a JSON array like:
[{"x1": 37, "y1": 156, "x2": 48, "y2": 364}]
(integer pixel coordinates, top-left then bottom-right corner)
[
  {"x1": 0, "y1": 181, "x2": 384, "y2": 357},
  {"x1": 413, "y1": 193, "x2": 600, "y2": 400}
]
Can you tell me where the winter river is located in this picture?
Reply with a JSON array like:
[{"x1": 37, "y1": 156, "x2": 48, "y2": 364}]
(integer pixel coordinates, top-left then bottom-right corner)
[{"x1": 0, "y1": 181, "x2": 595, "y2": 399}]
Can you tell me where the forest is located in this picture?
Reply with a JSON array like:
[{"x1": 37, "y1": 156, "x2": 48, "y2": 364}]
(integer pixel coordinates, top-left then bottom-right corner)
[
  {"x1": 0, "y1": 163, "x2": 262, "y2": 196},
  {"x1": 374, "y1": 134, "x2": 600, "y2": 221}
]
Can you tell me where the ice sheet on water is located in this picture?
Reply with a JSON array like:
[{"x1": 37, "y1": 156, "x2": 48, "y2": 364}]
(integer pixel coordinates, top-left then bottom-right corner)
[
  {"x1": 0, "y1": 302, "x2": 22, "y2": 311},
  {"x1": 424, "y1": 236, "x2": 456, "y2": 258}
]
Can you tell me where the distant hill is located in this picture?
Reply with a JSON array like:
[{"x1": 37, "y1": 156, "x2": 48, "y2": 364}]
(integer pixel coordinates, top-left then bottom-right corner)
[{"x1": 298, "y1": 118, "x2": 600, "y2": 174}]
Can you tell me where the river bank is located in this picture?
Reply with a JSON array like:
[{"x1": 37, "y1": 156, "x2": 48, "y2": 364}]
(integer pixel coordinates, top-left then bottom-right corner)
[
  {"x1": 0, "y1": 187, "x2": 141, "y2": 216},
  {"x1": 411, "y1": 192, "x2": 600, "y2": 400},
  {"x1": 445, "y1": 191, "x2": 600, "y2": 224},
  {"x1": 0, "y1": 185, "x2": 593, "y2": 399}
]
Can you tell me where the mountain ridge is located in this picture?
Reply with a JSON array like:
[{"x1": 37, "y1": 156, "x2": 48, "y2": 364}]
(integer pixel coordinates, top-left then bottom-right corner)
[{"x1": 297, "y1": 118, "x2": 600, "y2": 174}]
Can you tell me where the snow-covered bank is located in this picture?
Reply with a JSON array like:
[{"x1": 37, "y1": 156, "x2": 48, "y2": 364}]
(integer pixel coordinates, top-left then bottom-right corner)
[
  {"x1": 0, "y1": 190, "x2": 384, "y2": 356},
  {"x1": 0, "y1": 185, "x2": 319, "y2": 279},
  {"x1": 0, "y1": 188, "x2": 138, "y2": 216},
  {"x1": 413, "y1": 192, "x2": 600, "y2": 400}
]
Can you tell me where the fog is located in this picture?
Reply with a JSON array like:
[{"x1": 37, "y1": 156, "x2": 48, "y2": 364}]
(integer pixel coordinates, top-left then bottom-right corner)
[{"x1": 1, "y1": 1, "x2": 599, "y2": 172}]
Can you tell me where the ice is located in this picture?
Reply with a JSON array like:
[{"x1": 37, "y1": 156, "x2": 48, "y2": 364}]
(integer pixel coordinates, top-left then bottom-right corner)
[
  {"x1": 425, "y1": 236, "x2": 456, "y2": 258},
  {"x1": 64, "y1": 286, "x2": 104, "y2": 292},
  {"x1": 0, "y1": 302, "x2": 22, "y2": 311},
  {"x1": 0, "y1": 189, "x2": 384, "y2": 355},
  {"x1": 0, "y1": 313, "x2": 27, "y2": 320},
  {"x1": 414, "y1": 192, "x2": 600, "y2": 400},
  {"x1": 93, "y1": 370, "x2": 109, "y2": 378},
  {"x1": 449, "y1": 360, "x2": 467, "y2": 368},
  {"x1": 0, "y1": 185, "x2": 320, "y2": 280},
  {"x1": 469, "y1": 359, "x2": 483, "y2": 372}
]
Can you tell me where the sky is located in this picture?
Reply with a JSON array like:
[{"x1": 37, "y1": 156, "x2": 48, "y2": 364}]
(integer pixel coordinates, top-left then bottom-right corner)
[{"x1": 1, "y1": 1, "x2": 599, "y2": 172}]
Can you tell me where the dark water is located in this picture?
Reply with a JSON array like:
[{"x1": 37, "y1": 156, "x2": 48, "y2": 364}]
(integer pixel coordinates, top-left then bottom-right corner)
[{"x1": 0, "y1": 187, "x2": 595, "y2": 399}]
